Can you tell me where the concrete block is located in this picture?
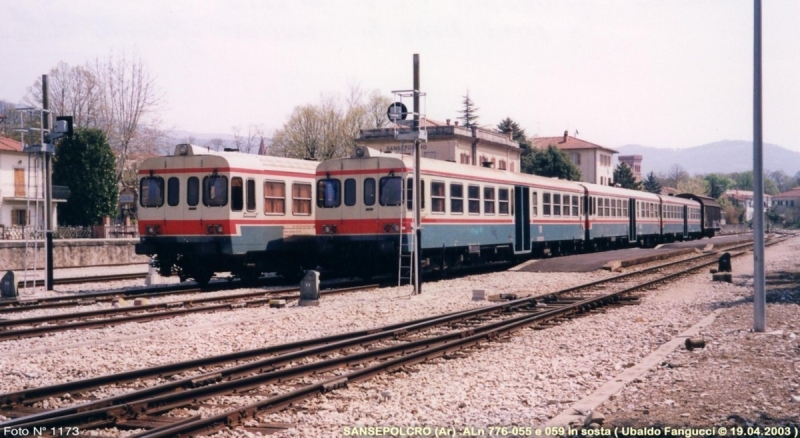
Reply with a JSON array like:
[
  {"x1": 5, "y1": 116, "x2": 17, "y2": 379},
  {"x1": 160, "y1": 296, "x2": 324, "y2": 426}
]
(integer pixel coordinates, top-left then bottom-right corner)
[
  {"x1": 472, "y1": 289, "x2": 486, "y2": 301},
  {"x1": 602, "y1": 261, "x2": 622, "y2": 272},
  {"x1": 112, "y1": 298, "x2": 126, "y2": 307},
  {"x1": 269, "y1": 299, "x2": 287, "y2": 308},
  {"x1": 134, "y1": 298, "x2": 148, "y2": 306},
  {"x1": 712, "y1": 273, "x2": 732, "y2": 283},
  {"x1": 299, "y1": 299, "x2": 319, "y2": 307}
]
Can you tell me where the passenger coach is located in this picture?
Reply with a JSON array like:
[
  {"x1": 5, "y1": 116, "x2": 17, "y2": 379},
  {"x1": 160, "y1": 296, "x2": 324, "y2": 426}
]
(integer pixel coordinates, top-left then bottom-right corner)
[{"x1": 136, "y1": 144, "x2": 317, "y2": 285}]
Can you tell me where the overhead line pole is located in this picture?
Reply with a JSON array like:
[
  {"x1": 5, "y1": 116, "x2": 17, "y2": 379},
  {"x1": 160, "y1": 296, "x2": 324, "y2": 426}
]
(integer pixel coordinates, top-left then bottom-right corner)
[
  {"x1": 42, "y1": 75, "x2": 54, "y2": 291},
  {"x1": 753, "y1": 0, "x2": 765, "y2": 332},
  {"x1": 413, "y1": 54, "x2": 422, "y2": 295}
]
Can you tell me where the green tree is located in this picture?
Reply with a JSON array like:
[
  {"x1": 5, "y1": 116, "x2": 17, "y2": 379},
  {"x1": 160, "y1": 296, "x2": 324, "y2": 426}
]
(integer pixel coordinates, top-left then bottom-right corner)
[
  {"x1": 496, "y1": 118, "x2": 527, "y2": 144},
  {"x1": 523, "y1": 145, "x2": 581, "y2": 181},
  {"x1": 677, "y1": 175, "x2": 710, "y2": 196},
  {"x1": 731, "y1": 170, "x2": 779, "y2": 195},
  {"x1": 643, "y1": 171, "x2": 662, "y2": 194},
  {"x1": 704, "y1": 173, "x2": 733, "y2": 199},
  {"x1": 458, "y1": 91, "x2": 479, "y2": 128},
  {"x1": 613, "y1": 163, "x2": 642, "y2": 190},
  {"x1": 53, "y1": 128, "x2": 118, "y2": 226}
]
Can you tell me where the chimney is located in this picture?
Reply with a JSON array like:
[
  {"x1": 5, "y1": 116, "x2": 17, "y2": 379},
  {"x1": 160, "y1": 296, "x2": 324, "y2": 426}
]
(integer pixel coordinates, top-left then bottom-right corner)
[
  {"x1": 454, "y1": 121, "x2": 459, "y2": 127},
  {"x1": 446, "y1": 119, "x2": 451, "y2": 125},
  {"x1": 563, "y1": 130, "x2": 568, "y2": 142}
]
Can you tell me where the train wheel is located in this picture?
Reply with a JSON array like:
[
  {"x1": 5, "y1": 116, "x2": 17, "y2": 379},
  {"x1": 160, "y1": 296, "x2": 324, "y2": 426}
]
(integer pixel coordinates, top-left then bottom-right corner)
[
  {"x1": 239, "y1": 269, "x2": 261, "y2": 286},
  {"x1": 192, "y1": 270, "x2": 213, "y2": 287}
]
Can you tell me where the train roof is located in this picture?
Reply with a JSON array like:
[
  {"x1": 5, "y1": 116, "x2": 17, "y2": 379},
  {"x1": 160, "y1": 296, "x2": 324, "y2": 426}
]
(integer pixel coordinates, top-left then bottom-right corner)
[
  {"x1": 660, "y1": 194, "x2": 700, "y2": 206},
  {"x1": 676, "y1": 193, "x2": 721, "y2": 208},
  {"x1": 140, "y1": 144, "x2": 318, "y2": 174}
]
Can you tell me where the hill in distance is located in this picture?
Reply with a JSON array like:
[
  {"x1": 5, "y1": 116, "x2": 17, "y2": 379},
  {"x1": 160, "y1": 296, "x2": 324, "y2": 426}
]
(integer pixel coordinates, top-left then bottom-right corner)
[{"x1": 616, "y1": 140, "x2": 800, "y2": 176}]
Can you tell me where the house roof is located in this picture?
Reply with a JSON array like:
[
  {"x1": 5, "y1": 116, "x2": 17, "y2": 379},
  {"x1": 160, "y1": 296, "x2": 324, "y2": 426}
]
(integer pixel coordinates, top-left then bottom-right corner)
[
  {"x1": 530, "y1": 135, "x2": 618, "y2": 153},
  {"x1": 0, "y1": 136, "x2": 23, "y2": 152},
  {"x1": 773, "y1": 187, "x2": 800, "y2": 199}
]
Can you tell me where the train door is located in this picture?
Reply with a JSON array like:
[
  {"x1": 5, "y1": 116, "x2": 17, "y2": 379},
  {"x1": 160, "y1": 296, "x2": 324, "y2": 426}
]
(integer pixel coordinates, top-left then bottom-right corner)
[
  {"x1": 628, "y1": 198, "x2": 637, "y2": 242},
  {"x1": 182, "y1": 156, "x2": 202, "y2": 240},
  {"x1": 513, "y1": 186, "x2": 531, "y2": 253},
  {"x1": 683, "y1": 205, "x2": 689, "y2": 239}
]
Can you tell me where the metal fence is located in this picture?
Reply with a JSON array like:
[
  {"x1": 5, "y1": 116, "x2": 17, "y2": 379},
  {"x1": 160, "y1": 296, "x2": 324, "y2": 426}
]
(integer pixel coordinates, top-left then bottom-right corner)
[{"x1": 0, "y1": 225, "x2": 139, "y2": 240}]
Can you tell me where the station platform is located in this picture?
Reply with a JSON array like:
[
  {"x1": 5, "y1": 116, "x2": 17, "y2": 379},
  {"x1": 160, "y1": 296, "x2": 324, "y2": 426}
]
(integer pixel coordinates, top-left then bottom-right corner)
[{"x1": 511, "y1": 233, "x2": 754, "y2": 273}]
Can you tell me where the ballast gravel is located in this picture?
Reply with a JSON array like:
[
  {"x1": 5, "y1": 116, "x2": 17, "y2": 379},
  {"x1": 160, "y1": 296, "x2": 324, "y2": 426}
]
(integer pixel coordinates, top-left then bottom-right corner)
[{"x1": 0, "y1": 236, "x2": 797, "y2": 438}]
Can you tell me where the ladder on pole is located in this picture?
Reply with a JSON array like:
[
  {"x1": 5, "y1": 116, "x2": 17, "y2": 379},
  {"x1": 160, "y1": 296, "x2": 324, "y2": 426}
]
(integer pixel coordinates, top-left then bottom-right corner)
[{"x1": 398, "y1": 177, "x2": 415, "y2": 287}]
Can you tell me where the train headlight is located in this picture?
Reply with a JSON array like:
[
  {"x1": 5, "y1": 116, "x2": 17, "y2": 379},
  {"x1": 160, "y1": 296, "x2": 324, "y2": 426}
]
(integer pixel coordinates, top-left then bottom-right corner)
[
  {"x1": 206, "y1": 224, "x2": 224, "y2": 235},
  {"x1": 322, "y1": 224, "x2": 337, "y2": 234},
  {"x1": 384, "y1": 223, "x2": 400, "y2": 233},
  {"x1": 146, "y1": 225, "x2": 161, "y2": 236}
]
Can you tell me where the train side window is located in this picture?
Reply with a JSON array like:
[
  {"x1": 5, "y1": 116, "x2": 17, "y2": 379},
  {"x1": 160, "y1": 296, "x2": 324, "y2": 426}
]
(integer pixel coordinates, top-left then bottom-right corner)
[
  {"x1": 364, "y1": 178, "x2": 376, "y2": 206},
  {"x1": 379, "y1": 176, "x2": 402, "y2": 206},
  {"x1": 264, "y1": 181, "x2": 286, "y2": 214},
  {"x1": 484, "y1": 187, "x2": 496, "y2": 215},
  {"x1": 617, "y1": 199, "x2": 622, "y2": 217},
  {"x1": 431, "y1": 182, "x2": 445, "y2": 213},
  {"x1": 552, "y1": 193, "x2": 560, "y2": 216},
  {"x1": 604, "y1": 198, "x2": 610, "y2": 217},
  {"x1": 292, "y1": 183, "x2": 312, "y2": 215},
  {"x1": 203, "y1": 175, "x2": 228, "y2": 207},
  {"x1": 405, "y1": 178, "x2": 425, "y2": 211},
  {"x1": 468, "y1": 185, "x2": 480, "y2": 214},
  {"x1": 246, "y1": 179, "x2": 256, "y2": 211},
  {"x1": 140, "y1": 176, "x2": 165, "y2": 208},
  {"x1": 187, "y1": 177, "x2": 199, "y2": 207},
  {"x1": 317, "y1": 179, "x2": 341, "y2": 208},
  {"x1": 531, "y1": 191, "x2": 538, "y2": 216},
  {"x1": 590, "y1": 197, "x2": 595, "y2": 216},
  {"x1": 543, "y1": 192, "x2": 551, "y2": 216},
  {"x1": 580, "y1": 196, "x2": 585, "y2": 216},
  {"x1": 451, "y1": 183, "x2": 464, "y2": 214},
  {"x1": 344, "y1": 178, "x2": 356, "y2": 207},
  {"x1": 572, "y1": 195, "x2": 579, "y2": 217},
  {"x1": 597, "y1": 197, "x2": 603, "y2": 217},
  {"x1": 231, "y1": 177, "x2": 244, "y2": 211},
  {"x1": 623, "y1": 199, "x2": 628, "y2": 217},
  {"x1": 499, "y1": 188, "x2": 509, "y2": 215},
  {"x1": 167, "y1": 177, "x2": 180, "y2": 207}
]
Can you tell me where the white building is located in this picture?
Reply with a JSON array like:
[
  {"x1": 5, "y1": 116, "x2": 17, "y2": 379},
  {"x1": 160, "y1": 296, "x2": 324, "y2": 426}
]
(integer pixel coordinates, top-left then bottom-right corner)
[
  {"x1": 0, "y1": 136, "x2": 61, "y2": 237},
  {"x1": 725, "y1": 189, "x2": 772, "y2": 222},
  {"x1": 531, "y1": 132, "x2": 618, "y2": 185}
]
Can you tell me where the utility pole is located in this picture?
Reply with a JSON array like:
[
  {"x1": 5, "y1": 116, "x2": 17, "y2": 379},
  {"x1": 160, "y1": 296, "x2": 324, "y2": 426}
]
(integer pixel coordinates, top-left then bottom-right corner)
[
  {"x1": 753, "y1": 0, "x2": 765, "y2": 332},
  {"x1": 42, "y1": 75, "x2": 54, "y2": 291},
  {"x1": 413, "y1": 54, "x2": 422, "y2": 295}
]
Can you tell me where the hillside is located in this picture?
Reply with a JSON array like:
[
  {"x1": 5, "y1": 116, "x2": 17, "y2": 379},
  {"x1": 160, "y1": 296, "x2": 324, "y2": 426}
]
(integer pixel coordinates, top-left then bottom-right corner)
[{"x1": 616, "y1": 140, "x2": 800, "y2": 176}]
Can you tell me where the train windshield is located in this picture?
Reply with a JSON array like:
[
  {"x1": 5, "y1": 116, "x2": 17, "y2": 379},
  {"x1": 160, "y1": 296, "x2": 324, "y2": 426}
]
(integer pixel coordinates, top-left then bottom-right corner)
[
  {"x1": 317, "y1": 179, "x2": 341, "y2": 208},
  {"x1": 203, "y1": 175, "x2": 228, "y2": 206},
  {"x1": 140, "y1": 176, "x2": 165, "y2": 207},
  {"x1": 379, "y1": 176, "x2": 402, "y2": 206}
]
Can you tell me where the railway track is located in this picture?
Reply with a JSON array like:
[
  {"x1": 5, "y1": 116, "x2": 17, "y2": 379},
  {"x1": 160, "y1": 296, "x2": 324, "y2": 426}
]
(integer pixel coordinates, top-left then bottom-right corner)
[
  {"x1": 0, "y1": 283, "x2": 375, "y2": 341},
  {"x1": 1, "y1": 235, "x2": 789, "y2": 436}
]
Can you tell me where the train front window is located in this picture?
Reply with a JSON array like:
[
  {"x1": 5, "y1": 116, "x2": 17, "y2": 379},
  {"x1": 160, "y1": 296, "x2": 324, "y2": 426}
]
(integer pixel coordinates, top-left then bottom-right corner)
[
  {"x1": 167, "y1": 177, "x2": 180, "y2": 207},
  {"x1": 379, "y1": 176, "x2": 402, "y2": 207},
  {"x1": 140, "y1": 177, "x2": 164, "y2": 207},
  {"x1": 203, "y1": 175, "x2": 228, "y2": 207},
  {"x1": 364, "y1": 178, "x2": 376, "y2": 206},
  {"x1": 231, "y1": 177, "x2": 243, "y2": 211},
  {"x1": 187, "y1": 177, "x2": 199, "y2": 207},
  {"x1": 317, "y1": 179, "x2": 341, "y2": 208}
]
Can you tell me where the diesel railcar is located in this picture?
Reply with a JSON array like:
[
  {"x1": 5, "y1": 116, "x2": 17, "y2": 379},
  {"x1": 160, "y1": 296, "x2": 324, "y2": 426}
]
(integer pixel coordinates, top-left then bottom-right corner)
[
  {"x1": 136, "y1": 144, "x2": 317, "y2": 285},
  {"x1": 314, "y1": 147, "x2": 708, "y2": 277}
]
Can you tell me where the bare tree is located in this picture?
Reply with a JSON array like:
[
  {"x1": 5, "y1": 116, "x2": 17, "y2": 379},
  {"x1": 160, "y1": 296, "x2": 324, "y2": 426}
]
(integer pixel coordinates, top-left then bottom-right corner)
[
  {"x1": 232, "y1": 124, "x2": 265, "y2": 154},
  {"x1": 663, "y1": 164, "x2": 689, "y2": 189},
  {"x1": 25, "y1": 62, "x2": 103, "y2": 129},
  {"x1": 271, "y1": 104, "x2": 326, "y2": 159},
  {"x1": 92, "y1": 52, "x2": 164, "y2": 182},
  {"x1": 365, "y1": 90, "x2": 392, "y2": 129},
  {"x1": 207, "y1": 138, "x2": 227, "y2": 151}
]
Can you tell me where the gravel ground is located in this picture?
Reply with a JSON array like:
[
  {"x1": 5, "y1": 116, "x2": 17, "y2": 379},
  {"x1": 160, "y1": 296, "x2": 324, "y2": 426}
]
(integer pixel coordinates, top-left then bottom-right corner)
[{"x1": 1, "y1": 236, "x2": 796, "y2": 437}]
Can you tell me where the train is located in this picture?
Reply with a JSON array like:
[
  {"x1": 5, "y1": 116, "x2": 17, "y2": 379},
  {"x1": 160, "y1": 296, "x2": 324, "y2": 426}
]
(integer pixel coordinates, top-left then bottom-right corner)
[
  {"x1": 315, "y1": 147, "x2": 721, "y2": 277},
  {"x1": 135, "y1": 144, "x2": 317, "y2": 285},
  {"x1": 136, "y1": 144, "x2": 721, "y2": 284}
]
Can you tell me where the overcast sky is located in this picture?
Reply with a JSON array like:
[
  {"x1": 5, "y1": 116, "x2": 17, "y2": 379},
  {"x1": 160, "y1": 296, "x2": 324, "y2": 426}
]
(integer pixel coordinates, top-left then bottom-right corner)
[{"x1": 2, "y1": 0, "x2": 799, "y2": 152}]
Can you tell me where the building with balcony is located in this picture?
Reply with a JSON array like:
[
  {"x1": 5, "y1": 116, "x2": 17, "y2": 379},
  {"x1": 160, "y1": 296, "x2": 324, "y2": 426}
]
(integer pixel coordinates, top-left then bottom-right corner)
[
  {"x1": 357, "y1": 119, "x2": 522, "y2": 172},
  {"x1": 771, "y1": 187, "x2": 800, "y2": 215},
  {"x1": 0, "y1": 136, "x2": 64, "y2": 237},
  {"x1": 530, "y1": 131, "x2": 618, "y2": 185},
  {"x1": 725, "y1": 189, "x2": 772, "y2": 222}
]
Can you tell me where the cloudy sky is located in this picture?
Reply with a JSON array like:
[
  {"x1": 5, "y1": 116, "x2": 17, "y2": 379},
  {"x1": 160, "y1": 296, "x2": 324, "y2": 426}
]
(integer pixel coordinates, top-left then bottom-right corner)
[{"x1": 2, "y1": 0, "x2": 799, "y2": 152}]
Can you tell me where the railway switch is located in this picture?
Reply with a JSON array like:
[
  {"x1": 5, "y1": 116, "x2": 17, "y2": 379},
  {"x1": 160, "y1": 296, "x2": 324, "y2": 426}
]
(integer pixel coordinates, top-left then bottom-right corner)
[
  {"x1": 1, "y1": 271, "x2": 18, "y2": 300},
  {"x1": 300, "y1": 270, "x2": 320, "y2": 306}
]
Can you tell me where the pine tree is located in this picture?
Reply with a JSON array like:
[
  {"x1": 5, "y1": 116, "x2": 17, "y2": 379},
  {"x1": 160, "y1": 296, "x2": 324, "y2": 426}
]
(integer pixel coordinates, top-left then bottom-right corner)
[
  {"x1": 613, "y1": 163, "x2": 642, "y2": 190},
  {"x1": 458, "y1": 91, "x2": 479, "y2": 128},
  {"x1": 643, "y1": 171, "x2": 662, "y2": 194}
]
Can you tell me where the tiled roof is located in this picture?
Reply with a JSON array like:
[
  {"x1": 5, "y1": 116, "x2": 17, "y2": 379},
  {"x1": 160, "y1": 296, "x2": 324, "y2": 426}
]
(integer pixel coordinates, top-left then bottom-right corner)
[
  {"x1": 773, "y1": 187, "x2": 800, "y2": 199},
  {"x1": 530, "y1": 135, "x2": 618, "y2": 153},
  {"x1": 0, "y1": 136, "x2": 23, "y2": 152}
]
